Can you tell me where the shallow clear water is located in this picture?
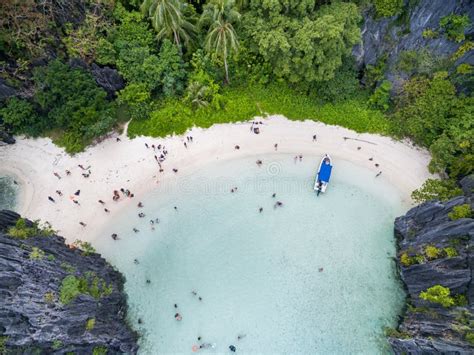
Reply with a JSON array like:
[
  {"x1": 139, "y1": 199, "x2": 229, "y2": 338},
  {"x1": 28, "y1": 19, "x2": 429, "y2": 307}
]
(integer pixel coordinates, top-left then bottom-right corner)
[
  {"x1": 0, "y1": 175, "x2": 19, "y2": 211},
  {"x1": 95, "y1": 154, "x2": 406, "y2": 354}
]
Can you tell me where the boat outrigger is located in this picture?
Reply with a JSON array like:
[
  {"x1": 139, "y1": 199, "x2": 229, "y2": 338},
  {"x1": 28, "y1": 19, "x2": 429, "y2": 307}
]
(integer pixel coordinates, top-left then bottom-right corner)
[{"x1": 314, "y1": 154, "x2": 333, "y2": 196}]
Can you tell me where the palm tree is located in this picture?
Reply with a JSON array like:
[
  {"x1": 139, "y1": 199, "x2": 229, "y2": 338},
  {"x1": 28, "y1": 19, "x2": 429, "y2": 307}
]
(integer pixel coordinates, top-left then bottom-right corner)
[
  {"x1": 141, "y1": 0, "x2": 195, "y2": 48},
  {"x1": 201, "y1": 0, "x2": 240, "y2": 84},
  {"x1": 200, "y1": 0, "x2": 240, "y2": 27}
]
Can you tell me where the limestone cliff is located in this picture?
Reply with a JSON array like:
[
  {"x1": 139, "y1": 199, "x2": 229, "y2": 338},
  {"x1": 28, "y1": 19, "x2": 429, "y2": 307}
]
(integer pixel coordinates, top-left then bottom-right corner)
[
  {"x1": 354, "y1": 0, "x2": 474, "y2": 91},
  {"x1": 0, "y1": 210, "x2": 138, "y2": 354},
  {"x1": 389, "y1": 176, "x2": 473, "y2": 353}
]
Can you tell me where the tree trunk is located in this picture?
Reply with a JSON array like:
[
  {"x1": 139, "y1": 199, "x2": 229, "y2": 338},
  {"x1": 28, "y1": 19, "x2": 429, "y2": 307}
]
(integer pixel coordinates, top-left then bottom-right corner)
[
  {"x1": 224, "y1": 55, "x2": 229, "y2": 85},
  {"x1": 173, "y1": 31, "x2": 180, "y2": 47}
]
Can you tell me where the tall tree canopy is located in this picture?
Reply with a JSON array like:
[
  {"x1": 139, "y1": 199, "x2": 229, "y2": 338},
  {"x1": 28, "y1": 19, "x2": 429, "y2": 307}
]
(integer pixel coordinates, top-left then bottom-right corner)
[
  {"x1": 201, "y1": 0, "x2": 241, "y2": 83},
  {"x1": 241, "y1": 0, "x2": 361, "y2": 85},
  {"x1": 140, "y1": 0, "x2": 196, "y2": 47}
]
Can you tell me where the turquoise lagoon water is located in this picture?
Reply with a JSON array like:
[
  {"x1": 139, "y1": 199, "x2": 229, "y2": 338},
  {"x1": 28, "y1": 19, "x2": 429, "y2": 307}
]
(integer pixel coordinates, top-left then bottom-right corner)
[
  {"x1": 0, "y1": 175, "x2": 19, "y2": 211},
  {"x1": 94, "y1": 154, "x2": 406, "y2": 354}
]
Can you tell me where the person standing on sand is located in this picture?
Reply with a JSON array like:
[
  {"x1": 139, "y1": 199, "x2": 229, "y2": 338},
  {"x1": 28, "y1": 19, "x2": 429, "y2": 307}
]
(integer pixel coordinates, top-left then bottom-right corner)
[
  {"x1": 313, "y1": 134, "x2": 317, "y2": 142},
  {"x1": 48, "y1": 196, "x2": 55, "y2": 203},
  {"x1": 274, "y1": 143, "x2": 278, "y2": 151},
  {"x1": 53, "y1": 172, "x2": 61, "y2": 179}
]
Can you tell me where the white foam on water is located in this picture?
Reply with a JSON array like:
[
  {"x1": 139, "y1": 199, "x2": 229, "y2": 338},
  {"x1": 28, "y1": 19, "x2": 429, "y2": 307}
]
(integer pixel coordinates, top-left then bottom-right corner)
[{"x1": 94, "y1": 154, "x2": 406, "y2": 354}]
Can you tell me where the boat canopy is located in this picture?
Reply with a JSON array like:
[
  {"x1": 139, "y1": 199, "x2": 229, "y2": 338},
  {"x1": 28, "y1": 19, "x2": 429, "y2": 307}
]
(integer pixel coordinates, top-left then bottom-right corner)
[{"x1": 318, "y1": 162, "x2": 332, "y2": 183}]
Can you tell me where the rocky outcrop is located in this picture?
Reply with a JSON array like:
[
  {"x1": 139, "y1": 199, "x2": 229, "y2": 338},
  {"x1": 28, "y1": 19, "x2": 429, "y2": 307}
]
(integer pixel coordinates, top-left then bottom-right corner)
[
  {"x1": 0, "y1": 130, "x2": 15, "y2": 145},
  {"x1": 389, "y1": 180, "x2": 473, "y2": 353},
  {"x1": 68, "y1": 59, "x2": 125, "y2": 98},
  {"x1": 0, "y1": 211, "x2": 138, "y2": 354},
  {"x1": 0, "y1": 79, "x2": 17, "y2": 101},
  {"x1": 354, "y1": 0, "x2": 474, "y2": 90},
  {"x1": 90, "y1": 64, "x2": 125, "y2": 99}
]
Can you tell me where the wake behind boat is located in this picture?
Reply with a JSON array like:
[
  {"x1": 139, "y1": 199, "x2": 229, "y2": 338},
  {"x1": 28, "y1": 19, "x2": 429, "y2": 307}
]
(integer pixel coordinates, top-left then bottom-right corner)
[{"x1": 314, "y1": 154, "x2": 333, "y2": 196}]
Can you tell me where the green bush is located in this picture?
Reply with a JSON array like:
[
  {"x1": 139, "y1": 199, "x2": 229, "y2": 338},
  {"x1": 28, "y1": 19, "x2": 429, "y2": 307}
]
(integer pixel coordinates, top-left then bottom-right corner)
[
  {"x1": 29, "y1": 247, "x2": 45, "y2": 260},
  {"x1": 85, "y1": 318, "x2": 96, "y2": 331},
  {"x1": 63, "y1": 13, "x2": 110, "y2": 63},
  {"x1": 452, "y1": 41, "x2": 474, "y2": 61},
  {"x1": 59, "y1": 275, "x2": 82, "y2": 305},
  {"x1": 60, "y1": 262, "x2": 77, "y2": 274},
  {"x1": 44, "y1": 291, "x2": 55, "y2": 303},
  {"x1": 368, "y1": 80, "x2": 391, "y2": 111},
  {"x1": 0, "y1": 97, "x2": 38, "y2": 135},
  {"x1": 373, "y1": 0, "x2": 403, "y2": 18},
  {"x1": 128, "y1": 83, "x2": 391, "y2": 138},
  {"x1": 466, "y1": 332, "x2": 474, "y2": 346},
  {"x1": 454, "y1": 294, "x2": 468, "y2": 307},
  {"x1": 420, "y1": 285, "x2": 455, "y2": 307},
  {"x1": 400, "y1": 252, "x2": 420, "y2": 267},
  {"x1": 425, "y1": 245, "x2": 441, "y2": 260},
  {"x1": 456, "y1": 64, "x2": 473, "y2": 75},
  {"x1": 364, "y1": 55, "x2": 387, "y2": 89},
  {"x1": 422, "y1": 29, "x2": 438, "y2": 39},
  {"x1": 383, "y1": 326, "x2": 410, "y2": 339},
  {"x1": 32, "y1": 59, "x2": 116, "y2": 153},
  {"x1": 311, "y1": 57, "x2": 362, "y2": 103},
  {"x1": 185, "y1": 70, "x2": 225, "y2": 111},
  {"x1": 411, "y1": 179, "x2": 463, "y2": 203},
  {"x1": 443, "y1": 247, "x2": 458, "y2": 258},
  {"x1": 52, "y1": 339, "x2": 63, "y2": 350},
  {"x1": 440, "y1": 14, "x2": 471, "y2": 42},
  {"x1": 95, "y1": 38, "x2": 117, "y2": 66},
  {"x1": 428, "y1": 96, "x2": 474, "y2": 178},
  {"x1": 7, "y1": 218, "x2": 55, "y2": 239},
  {"x1": 448, "y1": 204, "x2": 472, "y2": 220},
  {"x1": 71, "y1": 240, "x2": 96, "y2": 256},
  {"x1": 59, "y1": 272, "x2": 113, "y2": 305},
  {"x1": 118, "y1": 83, "x2": 152, "y2": 120},
  {"x1": 395, "y1": 50, "x2": 448, "y2": 76},
  {"x1": 93, "y1": 346, "x2": 108, "y2": 355},
  {"x1": 0, "y1": 336, "x2": 8, "y2": 354}
]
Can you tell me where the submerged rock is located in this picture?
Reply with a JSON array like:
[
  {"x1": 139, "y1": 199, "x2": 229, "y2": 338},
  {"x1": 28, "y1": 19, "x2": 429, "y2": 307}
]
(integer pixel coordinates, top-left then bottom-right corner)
[
  {"x1": 0, "y1": 210, "x2": 138, "y2": 354},
  {"x1": 389, "y1": 194, "x2": 473, "y2": 353}
]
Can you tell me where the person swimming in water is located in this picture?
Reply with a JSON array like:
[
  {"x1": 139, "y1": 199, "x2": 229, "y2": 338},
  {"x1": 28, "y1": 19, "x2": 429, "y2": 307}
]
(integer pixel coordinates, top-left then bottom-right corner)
[{"x1": 174, "y1": 313, "x2": 182, "y2": 321}]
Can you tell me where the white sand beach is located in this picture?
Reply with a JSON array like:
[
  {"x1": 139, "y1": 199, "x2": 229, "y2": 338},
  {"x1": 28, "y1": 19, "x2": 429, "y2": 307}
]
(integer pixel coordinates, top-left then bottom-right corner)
[{"x1": 0, "y1": 115, "x2": 434, "y2": 243}]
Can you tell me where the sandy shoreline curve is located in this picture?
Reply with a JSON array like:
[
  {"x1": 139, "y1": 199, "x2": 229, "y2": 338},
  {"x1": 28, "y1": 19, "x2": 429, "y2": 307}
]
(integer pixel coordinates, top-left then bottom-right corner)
[{"x1": 0, "y1": 115, "x2": 434, "y2": 243}]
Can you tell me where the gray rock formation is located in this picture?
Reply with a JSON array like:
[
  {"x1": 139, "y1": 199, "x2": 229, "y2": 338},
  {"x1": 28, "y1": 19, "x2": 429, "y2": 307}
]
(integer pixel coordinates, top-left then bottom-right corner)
[
  {"x1": 0, "y1": 79, "x2": 17, "y2": 101},
  {"x1": 90, "y1": 63, "x2": 125, "y2": 99},
  {"x1": 68, "y1": 59, "x2": 125, "y2": 98},
  {"x1": 389, "y1": 190, "x2": 473, "y2": 353},
  {"x1": 0, "y1": 210, "x2": 138, "y2": 354},
  {"x1": 354, "y1": 0, "x2": 474, "y2": 91}
]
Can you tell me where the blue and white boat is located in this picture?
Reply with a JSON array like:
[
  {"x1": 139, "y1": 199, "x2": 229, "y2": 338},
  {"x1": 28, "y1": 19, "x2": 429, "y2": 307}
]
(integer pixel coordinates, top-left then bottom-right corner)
[{"x1": 314, "y1": 154, "x2": 333, "y2": 195}]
